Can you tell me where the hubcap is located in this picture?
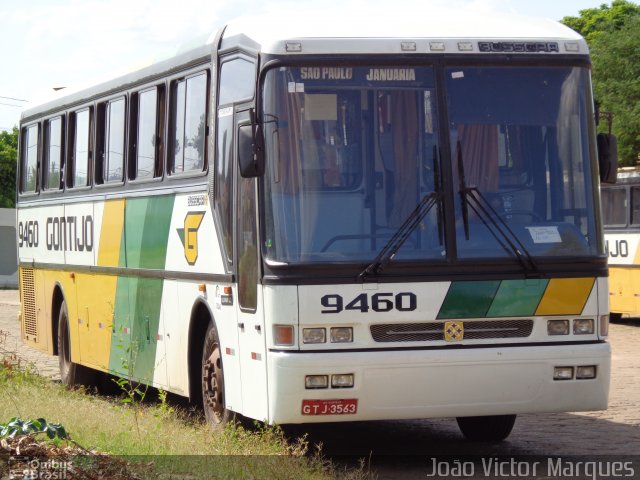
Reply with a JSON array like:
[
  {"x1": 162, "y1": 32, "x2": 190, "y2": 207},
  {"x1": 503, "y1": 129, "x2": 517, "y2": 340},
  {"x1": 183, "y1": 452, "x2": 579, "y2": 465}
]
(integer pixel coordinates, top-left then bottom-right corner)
[{"x1": 202, "y1": 345, "x2": 224, "y2": 421}]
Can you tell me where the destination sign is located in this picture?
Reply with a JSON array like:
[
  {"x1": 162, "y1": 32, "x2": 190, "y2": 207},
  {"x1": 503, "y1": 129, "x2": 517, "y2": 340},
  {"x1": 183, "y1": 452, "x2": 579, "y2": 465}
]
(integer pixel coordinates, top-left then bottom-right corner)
[{"x1": 292, "y1": 66, "x2": 431, "y2": 87}]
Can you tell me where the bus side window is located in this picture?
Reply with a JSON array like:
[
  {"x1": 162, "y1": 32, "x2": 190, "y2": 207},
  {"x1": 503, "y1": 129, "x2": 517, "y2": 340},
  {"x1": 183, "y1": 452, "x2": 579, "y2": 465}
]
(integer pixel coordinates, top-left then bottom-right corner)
[
  {"x1": 215, "y1": 56, "x2": 256, "y2": 267},
  {"x1": 130, "y1": 86, "x2": 164, "y2": 180},
  {"x1": 43, "y1": 116, "x2": 64, "y2": 191},
  {"x1": 602, "y1": 187, "x2": 627, "y2": 227},
  {"x1": 169, "y1": 71, "x2": 209, "y2": 175},
  {"x1": 218, "y1": 58, "x2": 255, "y2": 105},
  {"x1": 67, "y1": 108, "x2": 92, "y2": 189},
  {"x1": 20, "y1": 123, "x2": 40, "y2": 194},
  {"x1": 631, "y1": 186, "x2": 640, "y2": 226},
  {"x1": 96, "y1": 98, "x2": 126, "y2": 184}
]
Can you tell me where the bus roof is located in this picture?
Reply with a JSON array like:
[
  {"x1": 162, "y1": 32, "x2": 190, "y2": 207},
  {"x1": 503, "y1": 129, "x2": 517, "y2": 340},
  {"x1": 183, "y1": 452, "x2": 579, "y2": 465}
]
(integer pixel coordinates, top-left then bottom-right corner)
[
  {"x1": 21, "y1": 9, "x2": 586, "y2": 123},
  {"x1": 222, "y1": 8, "x2": 586, "y2": 55}
]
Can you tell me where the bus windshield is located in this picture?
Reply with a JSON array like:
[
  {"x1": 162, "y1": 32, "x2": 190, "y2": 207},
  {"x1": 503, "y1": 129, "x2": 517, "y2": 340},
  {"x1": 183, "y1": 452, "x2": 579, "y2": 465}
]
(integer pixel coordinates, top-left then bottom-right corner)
[{"x1": 261, "y1": 64, "x2": 599, "y2": 265}]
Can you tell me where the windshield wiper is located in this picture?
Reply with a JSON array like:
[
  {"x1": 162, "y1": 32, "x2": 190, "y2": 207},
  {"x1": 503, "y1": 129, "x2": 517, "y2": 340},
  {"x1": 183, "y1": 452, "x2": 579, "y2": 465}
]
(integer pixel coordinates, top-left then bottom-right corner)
[
  {"x1": 358, "y1": 190, "x2": 441, "y2": 282},
  {"x1": 456, "y1": 141, "x2": 538, "y2": 274}
]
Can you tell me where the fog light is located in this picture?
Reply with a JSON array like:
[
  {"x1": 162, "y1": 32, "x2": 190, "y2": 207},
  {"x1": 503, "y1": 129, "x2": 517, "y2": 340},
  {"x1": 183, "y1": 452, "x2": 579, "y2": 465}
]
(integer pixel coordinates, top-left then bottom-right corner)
[
  {"x1": 600, "y1": 315, "x2": 609, "y2": 337},
  {"x1": 554, "y1": 366, "x2": 574, "y2": 380},
  {"x1": 573, "y1": 319, "x2": 594, "y2": 335},
  {"x1": 305, "y1": 375, "x2": 328, "y2": 389},
  {"x1": 303, "y1": 328, "x2": 326, "y2": 344},
  {"x1": 331, "y1": 374, "x2": 354, "y2": 388},
  {"x1": 330, "y1": 327, "x2": 353, "y2": 343},
  {"x1": 273, "y1": 325, "x2": 295, "y2": 346},
  {"x1": 576, "y1": 365, "x2": 596, "y2": 379},
  {"x1": 547, "y1": 319, "x2": 570, "y2": 336}
]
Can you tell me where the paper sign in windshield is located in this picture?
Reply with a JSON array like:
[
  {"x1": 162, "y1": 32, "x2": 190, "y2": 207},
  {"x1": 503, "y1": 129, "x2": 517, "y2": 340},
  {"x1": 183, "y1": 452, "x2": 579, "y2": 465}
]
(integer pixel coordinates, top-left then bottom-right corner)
[{"x1": 526, "y1": 226, "x2": 562, "y2": 244}]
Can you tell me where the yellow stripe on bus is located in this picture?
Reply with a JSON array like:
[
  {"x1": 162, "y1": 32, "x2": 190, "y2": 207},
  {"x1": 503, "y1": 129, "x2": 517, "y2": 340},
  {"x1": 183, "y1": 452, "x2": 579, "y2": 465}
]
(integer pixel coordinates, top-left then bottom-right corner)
[
  {"x1": 535, "y1": 277, "x2": 595, "y2": 316},
  {"x1": 75, "y1": 199, "x2": 126, "y2": 371},
  {"x1": 97, "y1": 199, "x2": 125, "y2": 267}
]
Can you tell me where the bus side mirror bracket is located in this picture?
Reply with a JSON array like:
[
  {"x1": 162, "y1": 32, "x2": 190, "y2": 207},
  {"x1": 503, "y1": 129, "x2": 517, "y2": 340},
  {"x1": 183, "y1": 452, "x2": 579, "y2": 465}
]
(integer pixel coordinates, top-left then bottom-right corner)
[
  {"x1": 597, "y1": 133, "x2": 618, "y2": 184},
  {"x1": 238, "y1": 109, "x2": 265, "y2": 178}
]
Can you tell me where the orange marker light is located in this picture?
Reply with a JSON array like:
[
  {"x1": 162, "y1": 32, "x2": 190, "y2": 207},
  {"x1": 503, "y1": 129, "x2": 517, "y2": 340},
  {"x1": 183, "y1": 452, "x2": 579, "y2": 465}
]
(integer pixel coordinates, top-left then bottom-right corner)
[
  {"x1": 198, "y1": 283, "x2": 207, "y2": 293},
  {"x1": 273, "y1": 325, "x2": 295, "y2": 346}
]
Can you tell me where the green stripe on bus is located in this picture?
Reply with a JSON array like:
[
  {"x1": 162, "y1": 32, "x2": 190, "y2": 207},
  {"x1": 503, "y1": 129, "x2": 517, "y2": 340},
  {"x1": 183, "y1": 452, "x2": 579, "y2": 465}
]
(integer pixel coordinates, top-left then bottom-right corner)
[
  {"x1": 109, "y1": 195, "x2": 175, "y2": 380},
  {"x1": 437, "y1": 281, "x2": 501, "y2": 319},
  {"x1": 486, "y1": 279, "x2": 549, "y2": 317}
]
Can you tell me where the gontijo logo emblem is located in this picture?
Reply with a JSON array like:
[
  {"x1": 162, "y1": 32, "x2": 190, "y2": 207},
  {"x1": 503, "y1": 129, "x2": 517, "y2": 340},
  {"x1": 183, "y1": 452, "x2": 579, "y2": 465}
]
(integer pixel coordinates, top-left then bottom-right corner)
[
  {"x1": 177, "y1": 212, "x2": 205, "y2": 265},
  {"x1": 444, "y1": 321, "x2": 464, "y2": 341}
]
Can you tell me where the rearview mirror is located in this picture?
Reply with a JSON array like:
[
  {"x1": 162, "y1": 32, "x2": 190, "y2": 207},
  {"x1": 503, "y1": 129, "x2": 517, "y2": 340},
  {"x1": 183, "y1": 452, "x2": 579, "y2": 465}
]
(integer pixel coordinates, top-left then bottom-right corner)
[
  {"x1": 597, "y1": 133, "x2": 618, "y2": 184},
  {"x1": 238, "y1": 122, "x2": 265, "y2": 178}
]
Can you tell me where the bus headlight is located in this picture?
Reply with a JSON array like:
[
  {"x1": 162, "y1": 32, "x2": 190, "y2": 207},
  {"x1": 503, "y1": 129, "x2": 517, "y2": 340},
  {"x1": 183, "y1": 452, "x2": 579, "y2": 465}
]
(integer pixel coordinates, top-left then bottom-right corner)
[
  {"x1": 331, "y1": 374, "x2": 354, "y2": 388},
  {"x1": 303, "y1": 328, "x2": 326, "y2": 344},
  {"x1": 330, "y1": 327, "x2": 353, "y2": 343},
  {"x1": 305, "y1": 375, "x2": 329, "y2": 389},
  {"x1": 547, "y1": 319, "x2": 570, "y2": 336},
  {"x1": 576, "y1": 365, "x2": 597, "y2": 379},
  {"x1": 553, "y1": 366, "x2": 574, "y2": 380},
  {"x1": 573, "y1": 319, "x2": 594, "y2": 335}
]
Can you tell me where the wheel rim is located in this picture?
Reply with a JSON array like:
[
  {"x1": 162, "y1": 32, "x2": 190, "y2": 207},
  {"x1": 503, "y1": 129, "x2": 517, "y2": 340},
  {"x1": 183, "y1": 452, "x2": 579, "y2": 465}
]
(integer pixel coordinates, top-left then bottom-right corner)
[{"x1": 202, "y1": 343, "x2": 224, "y2": 422}]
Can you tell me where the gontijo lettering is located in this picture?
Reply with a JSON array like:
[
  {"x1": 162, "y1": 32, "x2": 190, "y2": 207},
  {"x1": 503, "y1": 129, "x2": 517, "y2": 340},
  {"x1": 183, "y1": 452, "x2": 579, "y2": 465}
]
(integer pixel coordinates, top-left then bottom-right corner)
[{"x1": 46, "y1": 215, "x2": 94, "y2": 252}]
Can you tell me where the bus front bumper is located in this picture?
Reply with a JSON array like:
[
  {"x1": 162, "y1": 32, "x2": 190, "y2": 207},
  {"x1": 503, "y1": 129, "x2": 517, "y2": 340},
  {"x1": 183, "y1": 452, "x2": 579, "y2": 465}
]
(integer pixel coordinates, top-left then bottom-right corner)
[{"x1": 266, "y1": 342, "x2": 610, "y2": 424}]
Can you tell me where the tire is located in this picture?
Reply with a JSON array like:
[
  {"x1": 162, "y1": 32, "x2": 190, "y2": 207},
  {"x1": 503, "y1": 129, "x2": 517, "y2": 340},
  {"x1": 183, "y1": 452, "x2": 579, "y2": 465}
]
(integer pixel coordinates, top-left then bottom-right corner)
[
  {"x1": 57, "y1": 300, "x2": 95, "y2": 388},
  {"x1": 201, "y1": 321, "x2": 232, "y2": 428},
  {"x1": 456, "y1": 414, "x2": 516, "y2": 442}
]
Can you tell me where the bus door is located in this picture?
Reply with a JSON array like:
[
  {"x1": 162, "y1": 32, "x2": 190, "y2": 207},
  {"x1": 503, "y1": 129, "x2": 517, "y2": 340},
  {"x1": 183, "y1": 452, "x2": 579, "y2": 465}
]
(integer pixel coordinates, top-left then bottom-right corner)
[{"x1": 235, "y1": 111, "x2": 268, "y2": 420}]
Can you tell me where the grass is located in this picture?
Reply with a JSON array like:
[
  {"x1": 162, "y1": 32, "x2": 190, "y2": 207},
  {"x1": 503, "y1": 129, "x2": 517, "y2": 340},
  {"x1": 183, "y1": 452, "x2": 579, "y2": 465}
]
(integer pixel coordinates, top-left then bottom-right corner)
[{"x1": 0, "y1": 359, "x2": 369, "y2": 479}]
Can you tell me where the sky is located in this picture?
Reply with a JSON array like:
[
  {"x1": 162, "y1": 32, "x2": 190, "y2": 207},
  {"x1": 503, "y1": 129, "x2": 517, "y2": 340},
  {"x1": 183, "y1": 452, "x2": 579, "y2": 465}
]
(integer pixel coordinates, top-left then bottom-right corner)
[{"x1": 0, "y1": 0, "x2": 616, "y2": 132}]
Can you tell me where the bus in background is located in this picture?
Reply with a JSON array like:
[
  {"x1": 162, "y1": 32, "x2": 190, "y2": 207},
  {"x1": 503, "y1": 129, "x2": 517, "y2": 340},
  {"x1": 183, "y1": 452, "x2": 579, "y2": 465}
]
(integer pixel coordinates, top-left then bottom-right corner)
[
  {"x1": 602, "y1": 167, "x2": 640, "y2": 320},
  {"x1": 16, "y1": 11, "x2": 617, "y2": 441}
]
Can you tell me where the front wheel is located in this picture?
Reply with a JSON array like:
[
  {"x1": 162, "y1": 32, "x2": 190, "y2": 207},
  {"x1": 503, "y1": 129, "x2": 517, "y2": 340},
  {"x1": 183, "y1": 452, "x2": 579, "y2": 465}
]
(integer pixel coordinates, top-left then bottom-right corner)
[
  {"x1": 201, "y1": 321, "x2": 232, "y2": 428},
  {"x1": 456, "y1": 414, "x2": 516, "y2": 441}
]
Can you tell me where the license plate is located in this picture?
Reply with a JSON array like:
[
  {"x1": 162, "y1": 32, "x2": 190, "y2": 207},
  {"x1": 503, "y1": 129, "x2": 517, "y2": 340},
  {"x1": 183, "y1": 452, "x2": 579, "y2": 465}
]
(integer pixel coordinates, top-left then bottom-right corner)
[{"x1": 301, "y1": 399, "x2": 358, "y2": 415}]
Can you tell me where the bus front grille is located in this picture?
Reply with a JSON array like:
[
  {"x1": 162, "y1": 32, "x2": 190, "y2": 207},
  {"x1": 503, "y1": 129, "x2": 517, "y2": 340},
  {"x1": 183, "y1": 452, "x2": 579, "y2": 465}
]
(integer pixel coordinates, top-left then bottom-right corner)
[
  {"x1": 370, "y1": 319, "x2": 534, "y2": 343},
  {"x1": 20, "y1": 267, "x2": 37, "y2": 341}
]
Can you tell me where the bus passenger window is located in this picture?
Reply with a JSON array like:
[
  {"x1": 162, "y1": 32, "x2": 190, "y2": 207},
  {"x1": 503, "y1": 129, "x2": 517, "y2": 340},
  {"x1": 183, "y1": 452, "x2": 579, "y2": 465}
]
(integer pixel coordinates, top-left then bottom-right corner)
[
  {"x1": 631, "y1": 187, "x2": 640, "y2": 226},
  {"x1": 106, "y1": 98, "x2": 126, "y2": 182},
  {"x1": 169, "y1": 71, "x2": 208, "y2": 175},
  {"x1": 20, "y1": 124, "x2": 39, "y2": 193},
  {"x1": 97, "y1": 98, "x2": 126, "y2": 184},
  {"x1": 601, "y1": 187, "x2": 627, "y2": 226},
  {"x1": 135, "y1": 88, "x2": 159, "y2": 180},
  {"x1": 69, "y1": 109, "x2": 91, "y2": 188},
  {"x1": 44, "y1": 116, "x2": 63, "y2": 190}
]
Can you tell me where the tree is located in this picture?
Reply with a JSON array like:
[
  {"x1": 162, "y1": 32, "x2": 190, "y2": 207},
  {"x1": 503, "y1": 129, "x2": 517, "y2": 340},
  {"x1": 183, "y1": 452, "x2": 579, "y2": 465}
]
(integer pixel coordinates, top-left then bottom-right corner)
[
  {"x1": 591, "y1": 16, "x2": 640, "y2": 165},
  {"x1": 0, "y1": 127, "x2": 18, "y2": 208},
  {"x1": 562, "y1": 0, "x2": 640, "y2": 43},
  {"x1": 562, "y1": 1, "x2": 640, "y2": 166}
]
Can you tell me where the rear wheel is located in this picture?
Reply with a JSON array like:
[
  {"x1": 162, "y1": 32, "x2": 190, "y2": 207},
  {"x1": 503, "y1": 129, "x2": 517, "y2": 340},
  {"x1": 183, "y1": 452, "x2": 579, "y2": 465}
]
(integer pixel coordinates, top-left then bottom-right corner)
[
  {"x1": 456, "y1": 414, "x2": 516, "y2": 441},
  {"x1": 201, "y1": 321, "x2": 232, "y2": 428},
  {"x1": 57, "y1": 300, "x2": 94, "y2": 387}
]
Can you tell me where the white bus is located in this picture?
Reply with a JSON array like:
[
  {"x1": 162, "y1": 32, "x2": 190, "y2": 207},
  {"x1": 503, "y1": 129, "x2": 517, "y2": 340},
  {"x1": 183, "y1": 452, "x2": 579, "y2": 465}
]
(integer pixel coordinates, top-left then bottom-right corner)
[{"x1": 17, "y1": 11, "x2": 616, "y2": 441}]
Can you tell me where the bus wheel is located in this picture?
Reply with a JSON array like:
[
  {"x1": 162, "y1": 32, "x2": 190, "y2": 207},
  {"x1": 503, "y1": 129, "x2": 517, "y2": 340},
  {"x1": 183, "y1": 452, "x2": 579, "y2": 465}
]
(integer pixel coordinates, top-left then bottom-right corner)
[
  {"x1": 57, "y1": 300, "x2": 94, "y2": 387},
  {"x1": 202, "y1": 322, "x2": 231, "y2": 427},
  {"x1": 456, "y1": 414, "x2": 516, "y2": 441}
]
